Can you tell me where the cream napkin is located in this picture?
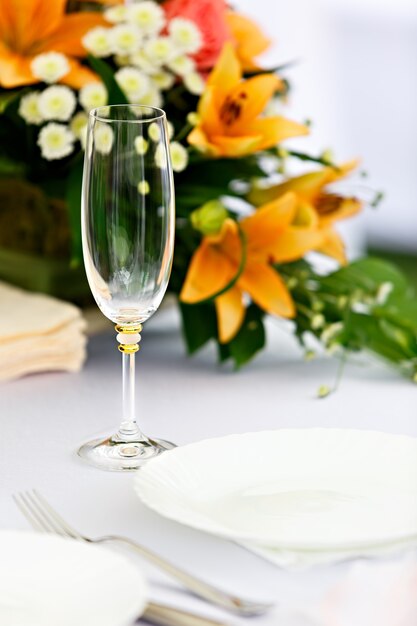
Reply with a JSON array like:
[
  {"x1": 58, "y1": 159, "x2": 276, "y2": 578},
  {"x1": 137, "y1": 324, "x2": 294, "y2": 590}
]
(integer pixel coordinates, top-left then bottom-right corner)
[{"x1": 0, "y1": 282, "x2": 87, "y2": 381}]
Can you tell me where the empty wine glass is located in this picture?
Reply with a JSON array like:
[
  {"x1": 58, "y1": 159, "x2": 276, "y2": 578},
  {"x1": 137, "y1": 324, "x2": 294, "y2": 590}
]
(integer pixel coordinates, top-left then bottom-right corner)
[{"x1": 79, "y1": 104, "x2": 175, "y2": 471}]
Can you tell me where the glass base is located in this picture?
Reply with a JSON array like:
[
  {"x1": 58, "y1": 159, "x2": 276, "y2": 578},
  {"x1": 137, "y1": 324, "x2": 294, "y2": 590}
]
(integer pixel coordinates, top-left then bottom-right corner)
[{"x1": 77, "y1": 433, "x2": 176, "y2": 471}]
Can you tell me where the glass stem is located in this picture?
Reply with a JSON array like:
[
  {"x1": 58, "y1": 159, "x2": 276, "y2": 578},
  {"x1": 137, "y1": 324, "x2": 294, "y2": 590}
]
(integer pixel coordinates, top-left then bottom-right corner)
[{"x1": 118, "y1": 350, "x2": 144, "y2": 441}]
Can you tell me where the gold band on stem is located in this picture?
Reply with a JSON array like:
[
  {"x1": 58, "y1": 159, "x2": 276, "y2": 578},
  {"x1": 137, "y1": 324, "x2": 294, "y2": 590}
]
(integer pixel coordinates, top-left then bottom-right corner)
[
  {"x1": 118, "y1": 343, "x2": 140, "y2": 354},
  {"x1": 115, "y1": 324, "x2": 143, "y2": 334}
]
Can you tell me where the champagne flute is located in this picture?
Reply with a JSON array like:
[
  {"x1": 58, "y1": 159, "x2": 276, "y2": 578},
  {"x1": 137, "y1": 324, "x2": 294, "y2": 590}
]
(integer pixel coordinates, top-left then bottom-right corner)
[{"x1": 79, "y1": 104, "x2": 175, "y2": 471}]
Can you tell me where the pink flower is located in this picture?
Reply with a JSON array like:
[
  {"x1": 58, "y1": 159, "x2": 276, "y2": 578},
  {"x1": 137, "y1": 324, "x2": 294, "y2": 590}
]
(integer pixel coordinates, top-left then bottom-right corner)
[{"x1": 163, "y1": 0, "x2": 231, "y2": 70}]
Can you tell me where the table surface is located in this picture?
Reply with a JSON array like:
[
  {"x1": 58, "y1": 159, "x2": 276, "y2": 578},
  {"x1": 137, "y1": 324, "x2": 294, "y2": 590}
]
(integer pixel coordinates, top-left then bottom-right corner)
[{"x1": 1, "y1": 307, "x2": 416, "y2": 625}]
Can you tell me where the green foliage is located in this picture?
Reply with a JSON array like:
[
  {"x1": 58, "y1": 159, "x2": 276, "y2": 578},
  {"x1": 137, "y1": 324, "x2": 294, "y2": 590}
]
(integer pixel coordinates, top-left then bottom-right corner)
[
  {"x1": 66, "y1": 157, "x2": 84, "y2": 264},
  {"x1": 87, "y1": 56, "x2": 128, "y2": 105},
  {"x1": 179, "y1": 301, "x2": 217, "y2": 354},
  {"x1": 219, "y1": 305, "x2": 266, "y2": 368}
]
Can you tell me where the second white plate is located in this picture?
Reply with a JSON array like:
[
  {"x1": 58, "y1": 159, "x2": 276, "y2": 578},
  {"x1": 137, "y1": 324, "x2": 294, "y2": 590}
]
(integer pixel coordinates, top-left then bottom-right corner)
[{"x1": 134, "y1": 429, "x2": 417, "y2": 551}]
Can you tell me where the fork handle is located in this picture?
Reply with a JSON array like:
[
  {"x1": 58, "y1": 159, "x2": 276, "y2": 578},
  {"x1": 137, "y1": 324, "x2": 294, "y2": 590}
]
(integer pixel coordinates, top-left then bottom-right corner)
[
  {"x1": 100, "y1": 535, "x2": 248, "y2": 614},
  {"x1": 142, "y1": 602, "x2": 228, "y2": 626}
]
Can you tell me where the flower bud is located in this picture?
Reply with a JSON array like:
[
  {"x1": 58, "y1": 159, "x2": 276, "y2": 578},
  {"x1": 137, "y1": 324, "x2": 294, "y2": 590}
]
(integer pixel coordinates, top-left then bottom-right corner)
[{"x1": 190, "y1": 200, "x2": 228, "y2": 236}]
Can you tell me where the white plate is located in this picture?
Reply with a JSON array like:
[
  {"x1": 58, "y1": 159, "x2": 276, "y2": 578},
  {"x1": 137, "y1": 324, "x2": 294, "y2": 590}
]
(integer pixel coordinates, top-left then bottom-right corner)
[
  {"x1": 0, "y1": 530, "x2": 147, "y2": 626},
  {"x1": 134, "y1": 429, "x2": 417, "y2": 551}
]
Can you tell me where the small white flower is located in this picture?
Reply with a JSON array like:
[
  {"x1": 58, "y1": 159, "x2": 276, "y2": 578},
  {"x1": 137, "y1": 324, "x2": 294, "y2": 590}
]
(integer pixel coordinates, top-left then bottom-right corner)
[
  {"x1": 37, "y1": 123, "x2": 75, "y2": 160},
  {"x1": 128, "y1": 1, "x2": 165, "y2": 36},
  {"x1": 168, "y1": 18, "x2": 202, "y2": 54},
  {"x1": 115, "y1": 67, "x2": 150, "y2": 103},
  {"x1": 38, "y1": 85, "x2": 76, "y2": 121},
  {"x1": 104, "y1": 5, "x2": 128, "y2": 24},
  {"x1": 183, "y1": 71, "x2": 205, "y2": 95},
  {"x1": 139, "y1": 86, "x2": 162, "y2": 107},
  {"x1": 70, "y1": 111, "x2": 88, "y2": 139},
  {"x1": 166, "y1": 121, "x2": 174, "y2": 140},
  {"x1": 130, "y1": 50, "x2": 156, "y2": 74},
  {"x1": 150, "y1": 70, "x2": 175, "y2": 90},
  {"x1": 82, "y1": 27, "x2": 113, "y2": 57},
  {"x1": 79, "y1": 125, "x2": 88, "y2": 150},
  {"x1": 320, "y1": 322, "x2": 344, "y2": 346},
  {"x1": 154, "y1": 143, "x2": 167, "y2": 169},
  {"x1": 137, "y1": 180, "x2": 150, "y2": 195},
  {"x1": 144, "y1": 37, "x2": 176, "y2": 66},
  {"x1": 18, "y1": 92, "x2": 43, "y2": 125},
  {"x1": 31, "y1": 52, "x2": 70, "y2": 84},
  {"x1": 94, "y1": 123, "x2": 114, "y2": 155},
  {"x1": 376, "y1": 281, "x2": 394, "y2": 305},
  {"x1": 111, "y1": 23, "x2": 142, "y2": 56},
  {"x1": 134, "y1": 136, "x2": 148, "y2": 155},
  {"x1": 168, "y1": 55, "x2": 195, "y2": 77},
  {"x1": 170, "y1": 141, "x2": 188, "y2": 172},
  {"x1": 148, "y1": 122, "x2": 161, "y2": 142},
  {"x1": 79, "y1": 82, "x2": 108, "y2": 112},
  {"x1": 186, "y1": 111, "x2": 200, "y2": 126}
]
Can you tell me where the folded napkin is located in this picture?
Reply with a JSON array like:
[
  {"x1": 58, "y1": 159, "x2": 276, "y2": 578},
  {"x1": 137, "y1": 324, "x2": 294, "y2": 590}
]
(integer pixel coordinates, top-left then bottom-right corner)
[{"x1": 0, "y1": 282, "x2": 87, "y2": 381}]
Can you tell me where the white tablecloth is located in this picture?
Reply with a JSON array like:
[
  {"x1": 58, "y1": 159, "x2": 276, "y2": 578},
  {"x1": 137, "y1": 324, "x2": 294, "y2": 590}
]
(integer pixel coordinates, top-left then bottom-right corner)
[{"x1": 0, "y1": 308, "x2": 416, "y2": 624}]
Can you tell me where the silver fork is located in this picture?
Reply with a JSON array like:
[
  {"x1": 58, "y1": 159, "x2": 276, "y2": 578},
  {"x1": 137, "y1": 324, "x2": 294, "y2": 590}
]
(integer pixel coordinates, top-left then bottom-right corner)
[{"x1": 14, "y1": 490, "x2": 273, "y2": 617}]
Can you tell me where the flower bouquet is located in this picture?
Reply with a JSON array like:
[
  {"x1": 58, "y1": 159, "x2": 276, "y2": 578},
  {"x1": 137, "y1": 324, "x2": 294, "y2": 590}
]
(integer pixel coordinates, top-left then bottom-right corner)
[{"x1": 0, "y1": 0, "x2": 416, "y2": 382}]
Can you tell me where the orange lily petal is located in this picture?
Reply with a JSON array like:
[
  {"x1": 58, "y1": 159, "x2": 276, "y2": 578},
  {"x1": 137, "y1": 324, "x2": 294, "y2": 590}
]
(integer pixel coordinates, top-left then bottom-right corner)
[
  {"x1": 0, "y1": 47, "x2": 35, "y2": 87},
  {"x1": 241, "y1": 192, "x2": 297, "y2": 254},
  {"x1": 318, "y1": 196, "x2": 362, "y2": 227},
  {"x1": 248, "y1": 170, "x2": 330, "y2": 207},
  {"x1": 180, "y1": 220, "x2": 240, "y2": 303},
  {"x1": 207, "y1": 42, "x2": 241, "y2": 95},
  {"x1": 0, "y1": 0, "x2": 67, "y2": 53},
  {"x1": 215, "y1": 286, "x2": 245, "y2": 343},
  {"x1": 226, "y1": 11, "x2": 271, "y2": 69},
  {"x1": 317, "y1": 228, "x2": 347, "y2": 264},
  {"x1": 272, "y1": 227, "x2": 324, "y2": 263},
  {"x1": 243, "y1": 116, "x2": 309, "y2": 151},
  {"x1": 228, "y1": 74, "x2": 283, "y2": 133},
  {"x1": 38, "y1": 13, "x2": 106, "y2": 57},
  {"x1": 209, "y1": 133, "x2": 262, "y2": 157},
  {"x1": 239, "y1": 261, "x2": 295, "y2": 318},
  {"x1": 61, "y1": 58, "x2": 98, "y2": 89},
  {"x1": 187, "y1": 126, "x2": 222, "y2": 156},
  {"x1": 325, "y1": 159, "x2": 360, "y2": 184},
  {"x1": 197, "y1": 86, "x2": 223, "y2": 136}
]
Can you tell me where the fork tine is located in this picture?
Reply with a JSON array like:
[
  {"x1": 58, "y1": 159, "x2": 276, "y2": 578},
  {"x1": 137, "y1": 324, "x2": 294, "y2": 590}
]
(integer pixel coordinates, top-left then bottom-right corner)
[
  {"x1": 23, "y1": 491, "x2": 69, "y2": 537},
  {"x1": 30, "y1": 490, "x2": 83, "y2": 540},
  {"x1": 13, "y1": 493, "x2": 46, "y2": 532},
  {"x1": 14, "y1": 491, "x2": 61, "y2": 534}
]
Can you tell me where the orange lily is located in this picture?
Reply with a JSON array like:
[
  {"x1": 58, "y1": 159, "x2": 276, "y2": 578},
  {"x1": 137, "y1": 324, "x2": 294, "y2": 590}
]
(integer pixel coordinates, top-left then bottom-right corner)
[
  {"x1": 248, "y1": 161, "x2": 362, "y2": 264},
  {"x1": 226, "y1": 11, "x2": 271, "y2": 70},
  {"x1": 180, "y1": 192, "x2": 304, "y2": 343},
  {"x1": 0, "y1": 0, "x2": 104, "y2": 88},
  {"x1": 187, "y1": 42, "x2": 308, "y2": 157}
]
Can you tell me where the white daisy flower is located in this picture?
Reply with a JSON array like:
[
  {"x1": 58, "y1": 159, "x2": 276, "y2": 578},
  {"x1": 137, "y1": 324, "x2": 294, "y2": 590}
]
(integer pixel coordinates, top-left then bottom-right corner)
[
  {"x1": 148, "y1": 122, "x2": 161, "y2": 142},
  {"x1": 168, "y1": 18, "x2": 202, "y2": 54},
  {"x1": 186, "y1": 111, "x2": 200, "y2": 126},
  {"x1": 79, "y1": 82, "x2": 108, "y2": 112},
  {"x1": 94, "y1": 123, "x2": 114, "y2": 155},
  {"x1": 18, "y1": 92, "x2": 43, "y2": 125},
  {"x1": 150, "y1": 70, "x2": 175, "y2": 90},
  {"x1": 128, "y1": 2, "x2": 165, "y2": 36},
  {"x1": 140, "y1": 86, "x2": 162, "y2": 107},
  {"x1": 144, "y1": 37, "x2": 176, "y2": 66},
  {"x1": 82, "y1": 27, "x2": 113, "y2": 57},
  {"x1": 70, "y1": 111, "x2": 88, "y2": 139},
  {"x1": 30, "y1": 52, "x2": 69, "y2": 84},
  {"x1": 130, "y1": 50, "x2": 156, "y2": 74},
  {"x1": 168, "y1": 55, "x2": 195, "y2": 77},
  {"x1": 166, "y1": 121, "x2": 174, "y2": 139},
  {"x1": 38, "y1": 85, "x2": 76, "y2": 121},
  {"x1": 170, "y1": 141, "x2": 188, "y2": 172},
  {"x1": 104, "y1": 5, "x2": 128, "y2": 24},
  {"x1": 183, "y1": 71, "x2": 205, "y2": 95},
  {"x1": 115, "y1": 67, "x2": 150, "y2": 103},
  {"x1": 154, "y1": 143, "x2": 167, "y2": 169},
  {"x1": 37, "y1": 123, "x2": 75, "y2": 160},
  {"x1": 134, "y1": 136, "x2": 148, "y2": 155},
  {"x1": 137, "y1": 180, "x2": 150, "y2": 195},
  {"x1": 111, "y1": 23, "x2": 142, "y2": 56}
]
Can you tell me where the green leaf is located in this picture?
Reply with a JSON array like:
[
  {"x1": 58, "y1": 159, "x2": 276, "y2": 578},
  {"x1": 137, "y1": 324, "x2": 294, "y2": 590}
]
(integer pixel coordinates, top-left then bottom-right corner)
[
  {"x1": 66, "y1": 156, "x2": 84, "y2": 264},
  {"x1": 320, "y1": 257, "x2": 410, "y2": 297},
  {"x1": 227, "y1": 305, "x2": 266, "y2": 368},
  {"x1": 87, "y1": 55, "x2": 128, "y2": 105},
  {"x1": 179, "y1": 300, "x2": 217, "y2": 354}
]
